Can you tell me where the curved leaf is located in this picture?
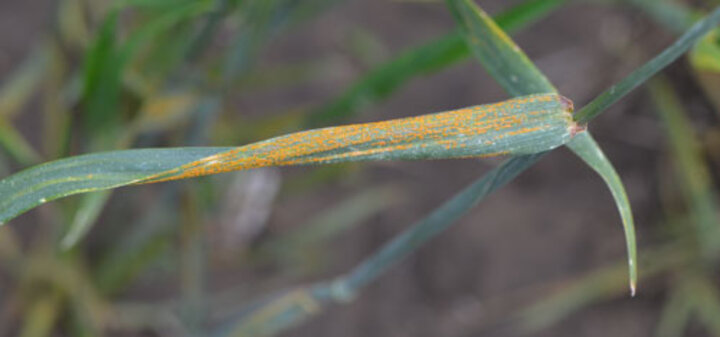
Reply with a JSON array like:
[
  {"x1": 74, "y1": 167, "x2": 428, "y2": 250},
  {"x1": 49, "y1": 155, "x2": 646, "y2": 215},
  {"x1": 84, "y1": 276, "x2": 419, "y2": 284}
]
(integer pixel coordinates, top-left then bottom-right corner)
[
  {"x1": 566, "y1": 132, "x2": 637, "y2": 295},
  {"x1": 447, "y1": 0, "x2": 638, "y2": 293}
]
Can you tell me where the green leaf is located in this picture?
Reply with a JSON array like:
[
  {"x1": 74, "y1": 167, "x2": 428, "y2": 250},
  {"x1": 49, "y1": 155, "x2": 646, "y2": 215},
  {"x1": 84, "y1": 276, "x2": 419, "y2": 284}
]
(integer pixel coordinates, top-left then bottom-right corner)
[
  {"x1": 566, "y1": 132, "x2": 637, "y2": 294},
  {"x1": 574, "y1": 6, "x2": 720, "y2": 124},
  {"x1": 0, "y1": 94, "x2": 577, "y2": 225},
  {"x1": 305, "y1": 0, "x2": 566, "y2": 126},
  {"x1": 447, "y1": 0, "x2": 637, "y2": 293},
  {"x1": 445, "y1": 0, "x2": 556, "y2": 95},
  {"x1": 0, "y1": 147, "x2": 230, "y2": 225},
  {"x1": 335, "y1": 153, "x2": 545, "y2": 294},
  {"x1": 214, "y1": 6, "x2": 720, "y2": 336},
  {"x1": 82, "y1": 11, "x2": 121, "y2": 133}
]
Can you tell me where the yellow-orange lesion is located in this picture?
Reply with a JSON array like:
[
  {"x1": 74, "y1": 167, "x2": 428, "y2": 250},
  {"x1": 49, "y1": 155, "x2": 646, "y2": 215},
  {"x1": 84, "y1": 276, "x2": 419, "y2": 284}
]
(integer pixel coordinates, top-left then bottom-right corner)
[{"x1": 139, "y1": 94, "x2": 574, "y2": 183}]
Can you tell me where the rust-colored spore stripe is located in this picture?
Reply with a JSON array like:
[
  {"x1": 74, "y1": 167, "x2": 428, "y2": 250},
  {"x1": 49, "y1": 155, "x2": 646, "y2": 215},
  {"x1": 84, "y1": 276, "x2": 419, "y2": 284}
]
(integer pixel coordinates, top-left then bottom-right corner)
[{"x1": 141, "y1": 94, "x2": 577, "y2": 183}]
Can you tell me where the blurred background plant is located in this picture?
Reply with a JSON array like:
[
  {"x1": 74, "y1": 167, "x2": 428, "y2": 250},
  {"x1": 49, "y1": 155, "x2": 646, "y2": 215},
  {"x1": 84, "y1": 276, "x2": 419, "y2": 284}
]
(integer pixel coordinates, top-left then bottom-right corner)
[{"x1": 0, "y1": 0, "x2": 718, "y2": 336}]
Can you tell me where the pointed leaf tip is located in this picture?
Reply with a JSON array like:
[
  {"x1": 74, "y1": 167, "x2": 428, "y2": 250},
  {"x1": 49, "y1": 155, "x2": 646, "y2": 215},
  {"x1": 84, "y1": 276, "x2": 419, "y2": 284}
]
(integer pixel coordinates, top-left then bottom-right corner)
[{"x1": 567, "y1": 132, "x2": 638, "y2": 298}]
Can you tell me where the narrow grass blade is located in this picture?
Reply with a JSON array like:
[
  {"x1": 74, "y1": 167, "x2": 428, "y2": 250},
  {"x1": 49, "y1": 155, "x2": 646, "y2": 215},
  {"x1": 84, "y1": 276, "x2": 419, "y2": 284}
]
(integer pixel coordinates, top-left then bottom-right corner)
[
  {"x1": 691, "y1": 276, "x2": 720, "y2": 336},
  {"x1": 60, "y1": 191, "x2": 112, "y2": 250},
  {"x1": 566, "y1": 132, "x2": 637, "y2": 295},
  {"x1": 93, "y1": 188, "x2": 178, "y2": 294},
  {"x1": 335, "y1": 153, "x2": 544, "y2": 295},
  {"x1": 215, "y1": 153, "x2": 545, "y2": 337},
  {"x1": 258, "y1": 185, "x2": 402, "y2": 269},
  {"x1": 626, "y1": 0, "x2": 698, "y2": 33},
  {"x1": 215, "y1": 287, "x2": 327, "y2": 337},
  {"x1": 649, "y1": 78, "x2": 720, "y2": 258},
  {"x1": 306, "y1": 0, "x2": 566, "y2": 126},
  {"x1": 19, "y1": 292, "x2": 62, "y2": 337},
  {"x1": 655, "y1": 285, "x2": 693, "y2": 337},
  {"x1": 574, "y1": 6, "x2": 720, "y2": 124},
  {"x1": 0, "y1": 47, "x2": 48, "y2": 119},
  {"x1": 0, "y1": 47, "x2": 46, "y2": 165},
  {"x1": 0, "y1": 119, "x2": 41, "y2": 166},
  {"x1": 81, "y1": 11, "x2": 121, "y2": 133},
  {"x1": 0, "y1": 94, "x2": 578, "y2": 225}
]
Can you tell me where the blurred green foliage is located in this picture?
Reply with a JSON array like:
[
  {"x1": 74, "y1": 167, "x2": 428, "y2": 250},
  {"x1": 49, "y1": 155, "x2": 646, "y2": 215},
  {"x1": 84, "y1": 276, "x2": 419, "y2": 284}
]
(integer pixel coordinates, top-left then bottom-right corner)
[{"x1": 0, "y1": 0, "x2": 719, "y2": 336}]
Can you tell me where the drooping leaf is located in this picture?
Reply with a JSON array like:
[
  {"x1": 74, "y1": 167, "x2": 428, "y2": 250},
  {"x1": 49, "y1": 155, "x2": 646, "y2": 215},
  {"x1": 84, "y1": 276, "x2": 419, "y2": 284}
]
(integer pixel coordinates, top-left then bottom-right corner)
[
  {"x1": 447, "y1": 0, "x2": 638, "y2": 293},
  {"x1": 566, "y1": 132, "x2": 637, "y2": 294}
]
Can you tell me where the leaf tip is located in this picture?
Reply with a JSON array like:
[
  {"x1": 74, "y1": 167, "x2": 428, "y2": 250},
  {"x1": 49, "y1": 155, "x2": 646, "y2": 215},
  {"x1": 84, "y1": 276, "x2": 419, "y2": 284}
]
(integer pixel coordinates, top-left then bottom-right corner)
[{"x1": 629, "y1": 257, "x2": 637, "y2": 297}]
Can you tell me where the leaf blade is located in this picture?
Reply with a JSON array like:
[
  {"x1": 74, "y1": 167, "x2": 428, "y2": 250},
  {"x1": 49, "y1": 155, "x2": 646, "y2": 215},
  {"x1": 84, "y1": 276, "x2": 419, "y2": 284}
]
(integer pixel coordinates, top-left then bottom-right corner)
[
  {"x1": 566, "y1": 132, "x2": 637, "y2": 294},
  {"x1": 0, "y1": 95, "x2": 577, "y2": 224}
]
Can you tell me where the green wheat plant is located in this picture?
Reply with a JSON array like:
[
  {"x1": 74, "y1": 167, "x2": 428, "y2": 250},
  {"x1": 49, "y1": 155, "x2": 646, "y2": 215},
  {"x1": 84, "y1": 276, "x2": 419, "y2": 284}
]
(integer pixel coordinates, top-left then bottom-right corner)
[{"x1": 0, "y1": 0, "x2": 719, "y2": 335}]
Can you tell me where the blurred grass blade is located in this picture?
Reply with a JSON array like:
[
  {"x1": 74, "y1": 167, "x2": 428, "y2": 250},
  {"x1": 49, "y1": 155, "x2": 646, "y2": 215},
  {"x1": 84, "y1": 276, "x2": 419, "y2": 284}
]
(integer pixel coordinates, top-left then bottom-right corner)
[
  {"x1": 216, "y1": 288, "x2": 325, "y2": 337},
  {"x1": 0, "y1": 47, "x2": 48, "y2": 119},
  {"x1": 649, "y1": 78, "x2": 720, "y2": 258},
  {"x1": 446, "y1": 0, "x2": 637, "y2": 292},
  {"x1": 655, "y1": 285, "x2": 692, "y2": 337},
  {"x1": 82, "y1": 2, "x2": 211, "y2": 135},
  {"x1": 93, "y1": 189, "x2": 178, "y2": 294},
  {"x1": 335, "y1": 153, "x2": 544, "y2": 295},
  {"x1": 691, "y1": 276, "x2": 720, "y2": 335},
  {"x1": 258, "y1": 185, "x2": 402, "y2": 269},
  {"x1": 689, "y1": 28, "x2": 720, "y2": 72},
  {"x1": 0, "y1": 46, "x2": 47, "y2": 165},
  {"x1": 217, "y1": 153, "x2": 545, "y2": 337},
  {"x1": 574, "y1": 6, "x2": 720, "y2": 124},
  {"x1": 689, "y1": 27, "x2": 720, "y2": 114},
  {"x1": 20, "y1": 292, "x2": 62, "y2": 337},
  {"x1": 566, "y1": 132, "x2": 637, "y2": 294},
  {"x1": 445, "y1": 0, "x2": 556, "y2": 96},
  {"x1": 626, "y1": 0, "x2": 698, "y2": 33},
  {"x1": 61, "y1": 191, "x2": 112, "y2": 250},
  {"x1": 0, "y1": 119, "x2": 41, "y2": 166},
  {"x1": 82, "y1": 10, "x2": 121, "y2": 133},
  {"x1": 306, "y1": 0, "x2": 566, "y2": 126},
  {"x1": 517, "y1": 244, "x2": 686, "y2": 332},
  {"x1": 0, "y1": 94, "x2": 578, "y2": 225}
]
